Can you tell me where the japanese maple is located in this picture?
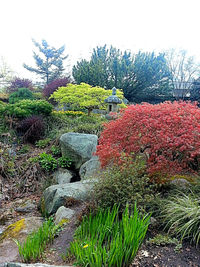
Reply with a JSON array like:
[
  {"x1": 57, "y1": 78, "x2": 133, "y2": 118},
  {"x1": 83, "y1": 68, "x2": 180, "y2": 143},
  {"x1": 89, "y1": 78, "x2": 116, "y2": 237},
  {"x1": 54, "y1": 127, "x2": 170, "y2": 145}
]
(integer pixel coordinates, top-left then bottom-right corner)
[{"x1": 96, "y1": 101, "x2": 200, "y2": 177}]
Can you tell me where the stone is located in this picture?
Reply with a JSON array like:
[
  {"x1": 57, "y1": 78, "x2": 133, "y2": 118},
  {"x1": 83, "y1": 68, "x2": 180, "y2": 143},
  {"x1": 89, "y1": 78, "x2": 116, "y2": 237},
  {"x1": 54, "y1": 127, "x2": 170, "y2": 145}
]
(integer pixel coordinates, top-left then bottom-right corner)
[
  {"x1": 170, "y1": 178, "x2": 190, "y2": 188},
  {"x1": 79, "y1": 156, "x2": 101, "y2": 180},
  {"x1": 55, "y1": 206, "x2": 75, "y2": 224},
  {"x1": 42, "y1": 179, "x2": 97, "y2": 215},
  {"x1": 60, "y1": 132, "x2": 98, "y2": 169},
  {"x1": 53, "y1": 168, "x2": 73, "y2": 184},
  {"x1": 0, "y1": 217, "x2": 43, "y2": 263},
  {"x1": 15, "y1": 199, "x2": 36, "y2": 213}
]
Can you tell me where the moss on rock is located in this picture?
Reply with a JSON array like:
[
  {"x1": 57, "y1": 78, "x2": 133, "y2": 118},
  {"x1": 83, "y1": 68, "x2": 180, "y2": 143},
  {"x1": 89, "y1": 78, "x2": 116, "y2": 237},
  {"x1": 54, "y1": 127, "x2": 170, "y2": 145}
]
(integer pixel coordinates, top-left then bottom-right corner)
[{"x1": 0, "y1": 219, "x2": 25, "y2": 242}]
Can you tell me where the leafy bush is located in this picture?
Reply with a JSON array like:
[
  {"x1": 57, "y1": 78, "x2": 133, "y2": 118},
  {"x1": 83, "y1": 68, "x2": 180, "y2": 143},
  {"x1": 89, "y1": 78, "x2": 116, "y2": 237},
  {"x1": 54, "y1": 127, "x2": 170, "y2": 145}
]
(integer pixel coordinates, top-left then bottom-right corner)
[
  {"x1": 162, "y1": 191, "x2": 200, "y2": 246},
  {"x1": 35, "y1": 138, "x2": 51, "y2": 148},
  {"x1": 67, "y1": 204, "x2": 150, "y2": 267},
  {"x1": 96, "y1": 101, "x2": 200, "y2": 180},
  {"x1": 38, "y1": 152, "x2": 57, "y2": 172},
  {"x1": 15, "y1": 217, "x2": 59, "y2": 263},
  {"x1": 58, "y1": 156, "x2": 72, "y2": 168},
  {"x1": 0, "y1": 99, "x2": 53, "y2": 118},
  {"x1": 50, "y1": 145, "x2": 61, "y2": 156},
  {"x1": 7, "y1": 77, "x2": 34, "y2": 93},
  {"x1": 17, "y1": 116, "x2": 45, "y2": 143},
  {"x1": 94, "y1": 156, "x2": 158, "y2": 213},
  {"x1": 43, "y1": 77, "x2": 70, "y2": 99},
  {"x1": 9, "y1": 88, "x2": 34, "y2": 104}
]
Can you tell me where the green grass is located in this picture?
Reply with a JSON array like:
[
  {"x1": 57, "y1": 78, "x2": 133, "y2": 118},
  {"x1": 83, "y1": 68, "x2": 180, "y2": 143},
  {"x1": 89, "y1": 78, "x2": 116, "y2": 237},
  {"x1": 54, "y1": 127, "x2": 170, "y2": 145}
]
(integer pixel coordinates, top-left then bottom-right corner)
[
  {"x1": 67, "y1": 204, "x2": 150, "y2": 267},
  {"x1": 14, "y1": 217, "x2": 59, "y2": 263},
  {"x1": 162, "y1": 191, "x2": 200, "y2": 246}
]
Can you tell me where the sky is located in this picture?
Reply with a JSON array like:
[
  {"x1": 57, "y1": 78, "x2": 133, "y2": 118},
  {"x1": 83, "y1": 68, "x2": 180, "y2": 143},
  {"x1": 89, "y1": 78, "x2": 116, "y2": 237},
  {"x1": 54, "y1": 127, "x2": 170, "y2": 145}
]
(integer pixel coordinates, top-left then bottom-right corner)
[{"x1": 1, "y1": 0, "x2": 200, "y2": 82}]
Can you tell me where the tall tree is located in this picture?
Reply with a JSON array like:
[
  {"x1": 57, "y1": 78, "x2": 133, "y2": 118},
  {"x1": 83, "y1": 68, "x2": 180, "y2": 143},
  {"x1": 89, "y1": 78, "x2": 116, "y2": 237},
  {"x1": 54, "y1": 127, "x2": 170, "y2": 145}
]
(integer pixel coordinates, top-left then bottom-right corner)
[
  {"x1": 0, "y1": 57, "x2": 15, "y2": 87},
  {"x1": 73, "y1": 45, "x2": 171, "y2": 103},
  {"x1": 165, "y1": 49, "x2": 200, "y2": 100},
  {"x1": 23, "y1": 39, "x2": 68, "y2": 85}
]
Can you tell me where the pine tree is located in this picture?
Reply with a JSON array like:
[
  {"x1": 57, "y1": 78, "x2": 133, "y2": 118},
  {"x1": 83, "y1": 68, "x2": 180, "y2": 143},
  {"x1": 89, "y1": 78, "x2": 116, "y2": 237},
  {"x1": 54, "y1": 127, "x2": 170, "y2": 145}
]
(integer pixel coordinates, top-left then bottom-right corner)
[{"x1": 23, "y1": 39, "x2": 68, "y2": 84}]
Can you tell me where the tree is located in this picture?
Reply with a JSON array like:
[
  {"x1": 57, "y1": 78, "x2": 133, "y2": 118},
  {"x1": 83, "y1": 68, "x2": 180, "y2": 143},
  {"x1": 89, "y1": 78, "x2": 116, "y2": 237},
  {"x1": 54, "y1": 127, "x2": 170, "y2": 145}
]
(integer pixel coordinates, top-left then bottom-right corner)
[
  {"x1": 73, "y1": 45, "x2": 172, "y2": 103},
  {"x1": 23, "y1": 39, "x2": 68, "y2": 85},
  {"x1": 0, "y1": 57, "x2": 15, "y2": 87},
  {"x1": 96, "y1": 101, "x2": 200, "y2": 180},
  {"x1": 50, "y1": 83, "x2": 125, "y2": 115},
  {"x1": 7, "y1": 77, "x2": 34, "y2": 93},
  {"x1": 165, "y1": 49, "x2": 200, "y2": 100}
]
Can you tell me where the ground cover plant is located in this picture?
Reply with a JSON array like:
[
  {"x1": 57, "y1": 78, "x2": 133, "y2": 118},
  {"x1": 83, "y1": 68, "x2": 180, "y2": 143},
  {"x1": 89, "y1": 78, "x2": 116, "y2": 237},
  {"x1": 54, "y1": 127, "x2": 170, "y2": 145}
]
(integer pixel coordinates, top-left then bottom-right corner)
[
  {"x1": 67, "y1": 204, "x2": 150, "y2": 267},
  {"x1": 96, "y1": 101, "x2": 200, "y2": 182},
  {"x1": 15, "y1": 217, "x2": 59, "y2": 263}
]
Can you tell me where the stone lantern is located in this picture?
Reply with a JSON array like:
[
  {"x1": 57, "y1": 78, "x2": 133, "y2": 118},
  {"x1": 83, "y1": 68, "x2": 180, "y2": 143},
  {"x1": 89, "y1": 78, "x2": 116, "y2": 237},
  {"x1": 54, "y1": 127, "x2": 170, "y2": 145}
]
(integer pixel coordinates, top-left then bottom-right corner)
[{"x1": 104, "y1": 87, "x2": 122, "y2": 113}]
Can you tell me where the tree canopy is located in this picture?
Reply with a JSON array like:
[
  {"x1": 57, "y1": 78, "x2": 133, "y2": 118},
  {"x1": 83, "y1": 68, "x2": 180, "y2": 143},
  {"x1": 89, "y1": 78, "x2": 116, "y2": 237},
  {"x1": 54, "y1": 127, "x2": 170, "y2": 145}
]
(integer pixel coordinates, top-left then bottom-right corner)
[
  {"x1": 50, "y1": 82, "x2": 125, "y2": 115},
  {"x1": 72, "y1": 45, "x2": 172, "y2": 103},
  {"x1": 23, "y1": 39, "x2": 68, "y2": 85}
]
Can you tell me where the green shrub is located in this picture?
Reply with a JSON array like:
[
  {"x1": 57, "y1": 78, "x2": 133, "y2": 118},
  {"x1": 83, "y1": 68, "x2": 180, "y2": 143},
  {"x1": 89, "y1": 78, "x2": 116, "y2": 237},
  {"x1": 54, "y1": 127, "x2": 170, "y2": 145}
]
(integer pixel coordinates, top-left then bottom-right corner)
[
  {"x1": 67, "y1": 204, "x2": 150, "y2": 267},
  {"x1": 50, "y1": 145, "x2": 61, "y2": 156},
  {"x1": 58, "y1": 156, "x2": 72, "y2": 168},
  {"x1": 36, "y1": 138, "x2": 51, "y2": 148},
  {"x1": 162, "y1": 191, "x2": 200, "y2": 246},
  {"x1": 0, "y1": 99, "x2": 53, "y2": 118},
  {"x1": 94, "y1": 156, "x2": 158, "y2": 213},
  {"x1": 15, "y1": 217, "x2": 59, "y2": 263},
  {"x1": 38, "y1": 152, "x2": 57, "y2": 172},
  {"x1": 9, "y1": 88, "x2": 34, "y2": 104}
]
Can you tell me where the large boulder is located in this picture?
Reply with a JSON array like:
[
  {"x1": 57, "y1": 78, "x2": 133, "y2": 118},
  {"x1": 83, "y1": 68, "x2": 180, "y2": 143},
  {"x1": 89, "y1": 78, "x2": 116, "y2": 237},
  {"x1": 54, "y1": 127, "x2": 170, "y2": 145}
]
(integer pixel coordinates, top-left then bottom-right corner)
[
  {"x1": 53, "y1": 168, "x2": 73, "y2": 184},
  {"x1": 79, "y1": 156, "x2": 101, "y2": 180},
  {"x1": 60, "y1": 132, "x2": 98, "y2": 169},
  {"x1": 41, "y1": 179, "x2": 96, "y2": 216}
]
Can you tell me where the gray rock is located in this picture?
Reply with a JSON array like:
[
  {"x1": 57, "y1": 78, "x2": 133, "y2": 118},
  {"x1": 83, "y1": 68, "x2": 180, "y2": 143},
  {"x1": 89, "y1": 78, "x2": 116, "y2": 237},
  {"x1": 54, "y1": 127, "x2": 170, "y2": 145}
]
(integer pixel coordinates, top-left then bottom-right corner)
[
  {"x1": 42, "y1": 179, "x2": 96, "y2": 215},
  {"x1": 15, "y1": 200, "x2": 36, "y2": 213},
  {"x1": 170, "y1": 178, "x2": 190, "y2": 188},
  {"x1": 53, "y1": 168, "x2": 73, "y2": 184},
  {"x1": 79, "y1": 156, "x2": 101, "y2": 180},
  {"x1": 55, "y1": 206, "x2": 75, "y2": 224},
  {"x1": 60, "y1": 132, "x2": 98, "y2": 169}
]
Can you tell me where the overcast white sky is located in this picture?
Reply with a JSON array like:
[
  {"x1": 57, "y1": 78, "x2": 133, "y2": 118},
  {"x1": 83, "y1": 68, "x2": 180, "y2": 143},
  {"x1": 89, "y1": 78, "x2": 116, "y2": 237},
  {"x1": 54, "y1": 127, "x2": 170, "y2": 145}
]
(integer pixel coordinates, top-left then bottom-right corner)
[{"x1": 1, "y1": 0, "x2": 200, "y2": 81}]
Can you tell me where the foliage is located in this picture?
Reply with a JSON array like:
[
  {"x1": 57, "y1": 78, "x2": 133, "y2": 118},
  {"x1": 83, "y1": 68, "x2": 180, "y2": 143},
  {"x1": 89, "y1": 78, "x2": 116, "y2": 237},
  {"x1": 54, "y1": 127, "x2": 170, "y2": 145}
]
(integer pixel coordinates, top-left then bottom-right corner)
[
  {"x1": 0, "y1": 99, "x2": 53, "y2": 118},
  {"x1": 96, "y1": 101, "x2": 200, "y2": 179},
  {"x1": 15, "y1": 217, "x2": 59, "y2": 263},
  {"x1": 9, "y1": 88, "x2": 34, "y2": 104},
  {"x1": 0, "y1": 56, "x2": 15, "y2": 85},
  {"x1": 17, "y1": 116, "x2": 45, "y2": 143},
  {"x1": 45, "y1": 112, "x2": 105, "y2": 139},
  {"x1": 52, "y1": 110, "x2": 86, "y2": 117},
  {"x1": 18, "y1": 145, "x2": 30, "y2": 154},
  {"x1": 94, "y1": 156, "x2": 158, "y2": 213},
  {"x1": 50, "y1": 145, "x2": 61, "y2": 156},
  {"x1": 73, "y1": 45, "x2": 172, "y2": 103},
  {"x1": 7, "y1": 77, "x2": 34, "y2": 93},
  {"x1": 43, "y1": 77, "x2": 70, "y2": 99},
  {"x1": 147, "y1": 234, "x2": 182, "y2": 251},
  {"x1": 58, "y1": 156, "x2": 72, "y2": 168},
  {"x1": 67, "y1": 204, "x2": 150, "y2": 267},
  {"x1": 35, "y1": 138, "x2": 51, "y2": 148},
  {"x1": 23, "y1": 39, "x2": 68, "y2": 84},
  {"x1": 50, "y1": 82, "x2": 125, "y2": 115},
  {"x1": 162, "y1": 191, "x2": 200, "y2": 246},
  {"x1": 38, "y1": 152, "x2": 57, "y2": 172}
]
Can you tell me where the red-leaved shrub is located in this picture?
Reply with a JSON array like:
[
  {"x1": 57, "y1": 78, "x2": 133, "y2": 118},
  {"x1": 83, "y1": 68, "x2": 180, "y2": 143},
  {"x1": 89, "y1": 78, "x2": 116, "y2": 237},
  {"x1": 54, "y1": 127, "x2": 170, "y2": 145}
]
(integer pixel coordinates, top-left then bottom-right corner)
[
  {"x1": 96, "y1": 101, "x2": 200, "y2": 178},
  {"x1": 43, "y1": 77, "x2": 71, "y2": 99},
  {"x1": 17, "y1": 116, "x2": 45, "y2": 143}
]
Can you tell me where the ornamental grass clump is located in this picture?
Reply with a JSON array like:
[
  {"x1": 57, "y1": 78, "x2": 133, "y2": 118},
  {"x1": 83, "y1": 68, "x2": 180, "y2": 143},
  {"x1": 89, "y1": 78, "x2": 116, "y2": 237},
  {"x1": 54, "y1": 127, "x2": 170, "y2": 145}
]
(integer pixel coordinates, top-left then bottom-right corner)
[
  {"x1": 162, "y1": 191, "x2": 200, "y2": 246},
  {"x1": 15, "y1": 218, "x2": 58, "y2": 263},
  {"x1": 67, "y1": 204, "x2": 150, "y2": 267}
]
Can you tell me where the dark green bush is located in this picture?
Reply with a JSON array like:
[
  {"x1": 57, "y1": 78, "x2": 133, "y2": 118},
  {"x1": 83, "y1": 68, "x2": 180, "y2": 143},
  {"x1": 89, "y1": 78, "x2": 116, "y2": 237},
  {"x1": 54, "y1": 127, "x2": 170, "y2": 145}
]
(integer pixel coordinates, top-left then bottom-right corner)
[
  {"x1": 9, "y1": 88, "x2": 34, "y2": 104},
  {"x1": 94, "y1": 156, "x2": 158, "y2": 213}
]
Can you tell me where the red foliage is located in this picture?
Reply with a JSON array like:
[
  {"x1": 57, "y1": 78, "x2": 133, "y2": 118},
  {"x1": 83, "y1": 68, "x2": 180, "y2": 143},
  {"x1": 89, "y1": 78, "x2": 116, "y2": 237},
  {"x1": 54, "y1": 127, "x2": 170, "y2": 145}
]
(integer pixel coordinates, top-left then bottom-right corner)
[
  {"x1": 96, "y1": 101, "x2": 200, "y2": 176},
  {"x1": 43, "y1": 77, "x2": 71, "y2": 98}
]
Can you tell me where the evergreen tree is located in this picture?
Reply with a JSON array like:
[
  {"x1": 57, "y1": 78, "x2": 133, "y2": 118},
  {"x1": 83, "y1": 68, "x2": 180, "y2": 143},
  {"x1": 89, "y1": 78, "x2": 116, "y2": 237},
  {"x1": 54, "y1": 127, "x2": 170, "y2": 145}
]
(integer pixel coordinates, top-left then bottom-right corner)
[{"x1": 23, "y1": 39, "x2": 68, "y2": 85}]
